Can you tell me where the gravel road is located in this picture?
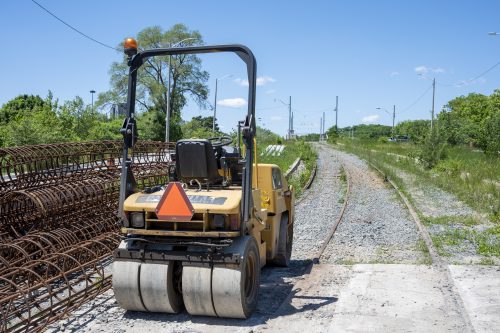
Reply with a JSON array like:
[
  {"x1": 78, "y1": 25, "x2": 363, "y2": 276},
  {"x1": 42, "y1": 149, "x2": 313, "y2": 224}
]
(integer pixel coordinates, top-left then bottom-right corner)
[{"x1": 46, "y1": 143, "x2": 440, "y2": 333}]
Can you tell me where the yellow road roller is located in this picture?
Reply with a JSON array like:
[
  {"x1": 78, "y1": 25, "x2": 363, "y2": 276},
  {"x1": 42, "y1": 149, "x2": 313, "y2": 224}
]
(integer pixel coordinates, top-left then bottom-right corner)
[{"x1": 113, "y1": 38, "x2": 294, "y2": 318}]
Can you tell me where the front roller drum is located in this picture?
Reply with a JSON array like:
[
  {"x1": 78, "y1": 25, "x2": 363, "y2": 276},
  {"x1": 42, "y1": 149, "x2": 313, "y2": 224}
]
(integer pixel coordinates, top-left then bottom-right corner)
[
  {"x1": 112, "y1": 261, "x2": 146, "y2": 311},
  {"x1": 113, "y1": 260, "x2": 182, "y2": 313},
  {"x1": 140, "y1": 262, "x2": 183, "y2": 313},
  {"x1": 182, "y1": 236, "x2": 261, "y2": 318}
]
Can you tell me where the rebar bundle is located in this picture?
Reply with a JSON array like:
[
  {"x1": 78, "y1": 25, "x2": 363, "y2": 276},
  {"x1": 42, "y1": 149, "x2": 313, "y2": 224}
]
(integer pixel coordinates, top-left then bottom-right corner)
[{"x1": 0, "y1": 140, "x2": 174, "y2": 332}]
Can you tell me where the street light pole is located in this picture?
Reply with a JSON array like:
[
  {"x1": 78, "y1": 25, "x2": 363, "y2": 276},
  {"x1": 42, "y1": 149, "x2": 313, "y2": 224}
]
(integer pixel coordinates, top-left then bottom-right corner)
[
  {"x1": 165, "y1": 37, "x2": 196, "y2": 143},
  {"x1": 213, "y1": 78, "x2": 218, "y2": 134},
  {"x1": 211, "y1": 74, "x2": 233, "y2": 134},
  {"x1": 392, "y1": 105, "x2": 396, "y2": 138},
  {"x1": 275, "y1": 97, "x2": 293, "y2": 139},
  {"x1": 335, "y1": 96, "x2": 339, "y2": 132},
  {"x1": 431, "y1": 78, "x2": 435, "y2": 131},
  {"x1": 376, "y1": 106, "x2": 395, "y2": 138},
  {"x1": 90, "y1": 90, "x2": 95, "y2": 111}
]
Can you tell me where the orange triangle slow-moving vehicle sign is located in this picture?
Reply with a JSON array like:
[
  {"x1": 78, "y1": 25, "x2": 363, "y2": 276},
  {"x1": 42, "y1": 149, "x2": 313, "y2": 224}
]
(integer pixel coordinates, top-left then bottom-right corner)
[{"x1": 155, "y1": 182, "x2": 194, "y2": 221}]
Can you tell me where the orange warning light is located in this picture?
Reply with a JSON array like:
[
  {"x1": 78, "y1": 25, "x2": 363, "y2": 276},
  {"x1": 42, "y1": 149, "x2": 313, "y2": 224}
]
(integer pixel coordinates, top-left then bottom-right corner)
[
  {"x1": 124, "y1": 37, "x2": 138, "y2": 50},
  {"x1": 156, "y1": 182, "x2": 194, "y2": 221},
  {"x1": 124, "y1": 37, "x2": 138, "y2": 57}
]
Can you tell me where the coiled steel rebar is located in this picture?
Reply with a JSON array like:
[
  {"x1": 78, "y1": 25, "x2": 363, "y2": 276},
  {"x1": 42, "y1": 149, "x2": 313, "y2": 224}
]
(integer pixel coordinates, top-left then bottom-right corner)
[{"x1": 0, "y1": 140, "x2": 174, "y2": 332}]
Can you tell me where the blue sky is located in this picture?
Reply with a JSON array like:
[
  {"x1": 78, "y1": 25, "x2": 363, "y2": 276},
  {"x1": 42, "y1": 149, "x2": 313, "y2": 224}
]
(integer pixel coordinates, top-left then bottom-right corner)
[{"x1": 1, "y1": 0, "x2": 499, "y2": 136}]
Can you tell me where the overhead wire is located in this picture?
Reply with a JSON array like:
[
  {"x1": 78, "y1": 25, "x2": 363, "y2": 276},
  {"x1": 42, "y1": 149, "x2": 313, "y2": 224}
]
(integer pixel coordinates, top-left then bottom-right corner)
[
  {"x1": 454, "y1": 60, "x2": 500, "y2": 86},
  {"x1": 31, "y1": 0, "x2": 119, "y2": 51},
  {"x1": 398, "y1": 84, "x2": 433, "y2": 113}
]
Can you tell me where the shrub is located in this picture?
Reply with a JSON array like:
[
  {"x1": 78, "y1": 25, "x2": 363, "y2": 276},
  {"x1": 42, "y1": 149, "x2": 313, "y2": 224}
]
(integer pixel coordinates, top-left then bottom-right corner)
[{"x1": 418, "y1": 125, "x2": 447, "y2": 169}]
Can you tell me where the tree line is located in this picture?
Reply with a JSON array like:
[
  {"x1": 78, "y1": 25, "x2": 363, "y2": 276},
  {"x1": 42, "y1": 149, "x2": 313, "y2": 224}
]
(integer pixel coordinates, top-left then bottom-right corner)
[{"x1": 324, "y1": 89, "x2": 499, "y2": 154}]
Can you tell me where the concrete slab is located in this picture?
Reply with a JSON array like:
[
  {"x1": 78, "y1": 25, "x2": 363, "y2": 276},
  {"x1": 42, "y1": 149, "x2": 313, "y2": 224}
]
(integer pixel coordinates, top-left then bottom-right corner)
[
  {"x1": 328, "y1": 264, "x2": 467, "y2": 332},
  {"x1": 449, "y1": 265, "x2": 500, "y2": 333}
]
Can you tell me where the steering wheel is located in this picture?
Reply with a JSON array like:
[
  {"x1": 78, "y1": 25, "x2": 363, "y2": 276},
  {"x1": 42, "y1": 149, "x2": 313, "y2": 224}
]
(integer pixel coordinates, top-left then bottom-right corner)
[{"x1": 207, "y1": 136, "x2": 233, "y2": 148}]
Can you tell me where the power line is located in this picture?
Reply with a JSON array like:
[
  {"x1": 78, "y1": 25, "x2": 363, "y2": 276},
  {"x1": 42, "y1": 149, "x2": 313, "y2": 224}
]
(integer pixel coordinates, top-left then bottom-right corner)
[
  {"x1": 399, "y1": 84, "x2": 433, "y2": 113},
  {"x1": 420, "y1": 60, "x2": 500, "y2": 87},
  {"x1": 255, "y1": 105, "x2": 285, "y2": 111},
  {"x1": 454, "y1": 60, "x2": 500, "y2": 86},
  {"x1": 31, "y1": 0, "x2": 119, "y2": 51}
]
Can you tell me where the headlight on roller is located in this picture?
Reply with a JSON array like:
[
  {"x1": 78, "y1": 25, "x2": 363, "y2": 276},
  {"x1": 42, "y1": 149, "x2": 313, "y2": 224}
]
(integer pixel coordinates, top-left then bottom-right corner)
[{"x1": 130, "y1": 212, "x2": 145, "y2": 228}]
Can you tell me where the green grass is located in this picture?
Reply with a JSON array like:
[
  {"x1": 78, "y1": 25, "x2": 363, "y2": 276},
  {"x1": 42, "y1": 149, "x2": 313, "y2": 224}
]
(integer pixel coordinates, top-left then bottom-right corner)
[
  {"x1": 258, "y1": 139, "x2": 317, "y2": 197},
  {"x1": 338, "y1": 167, "x2": 347, "y2": 204},
  {"x1": 430, "y1": 226, "x2": 500, "y2": 258},
  {"x1": 337, "y1": 139, "x2": 499, "y2": 222},
  {"x1": 421, "y1": 215, "x2": 481, "y2": 227},
  {"x1": 416, "y1": 239, "x2": 433, "y2": 264}
]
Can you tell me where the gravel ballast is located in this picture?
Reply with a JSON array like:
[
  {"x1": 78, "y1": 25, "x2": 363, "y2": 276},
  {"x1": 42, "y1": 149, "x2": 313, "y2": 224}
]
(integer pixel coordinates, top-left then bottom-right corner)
[{"x1": 321, "y1": 147, "x2": 425, "y2": 264}]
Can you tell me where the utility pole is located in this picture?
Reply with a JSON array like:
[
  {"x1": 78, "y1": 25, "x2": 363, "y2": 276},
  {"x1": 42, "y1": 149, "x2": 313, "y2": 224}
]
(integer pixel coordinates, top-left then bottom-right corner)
[
  {"x1": 335, "y1": 95, "x2": 338, "y2": 132},
  {"x1": 288, "y1": 96, "x2": 292, "y2": 139},
  {"x1": 431, "y1": 78, "x2": 436, "y2": 131},
  {"x1": 322, "y1": 111, "x2": 326, "y2": 140},
  {"x1": 392, "y1": 105, "x2": 396, "y2": 139},
  {"x1": 213, "y1": 78, "x2": 218, "y2": 134},
  {"x1": 320, "y1": 116, "x2": 323, "y2": 139}
]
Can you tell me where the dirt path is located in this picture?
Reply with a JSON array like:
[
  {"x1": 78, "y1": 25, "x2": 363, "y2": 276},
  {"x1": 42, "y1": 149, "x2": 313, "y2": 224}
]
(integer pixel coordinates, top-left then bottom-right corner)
[{"x1": 46, "y1": 144, "x2": 498, "y2": 333}]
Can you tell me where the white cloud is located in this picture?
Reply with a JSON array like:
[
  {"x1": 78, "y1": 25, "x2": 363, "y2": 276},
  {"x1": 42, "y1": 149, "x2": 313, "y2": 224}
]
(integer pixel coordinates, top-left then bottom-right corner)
[
  {"x1": 234, "y1": 78, "x2": 248, "y2": 86},
  {"x1": 234, "y1": 76, "x2": 276, "y2": 86},
  {"x1": 217, "y1": 98, "x2": 246, "y2": 108},
  {"x1": 361, "y1": 114, "x2": 380, "y2": 123},
  {"x1": 414, "y1": 65, "x2": 445, "y2": 74},
  {"x1": 257, "y1": 76, "x2": 276, "y2": 86},
  {"x1": 270, "y1": 116, "x2": 282, "y2": 121},
  {"x1": 414, "y1": 65, "x2": 428, "y2": 74},
  {"x1": 390, "y1": 71, "x2": 400, "y2": 77},
  {"x1": 265, "y1": 89, "x2": 276, "y2": 94}
]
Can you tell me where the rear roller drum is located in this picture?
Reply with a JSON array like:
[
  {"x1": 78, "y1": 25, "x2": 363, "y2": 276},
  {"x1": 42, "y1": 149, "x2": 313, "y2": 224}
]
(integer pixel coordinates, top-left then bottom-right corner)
[
  {"x1": 272, "y1": 212, "x2": 293, "y2": 267},
  {"x1": 212, "y1": 236, "x2": 260, "y2": 318}
]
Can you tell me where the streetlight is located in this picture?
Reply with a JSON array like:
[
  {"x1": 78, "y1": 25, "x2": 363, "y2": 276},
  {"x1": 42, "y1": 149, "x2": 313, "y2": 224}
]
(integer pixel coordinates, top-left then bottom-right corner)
[
  {"x1": 212, "y1": 74, "x2": 234, "y2": 134},
  {"x1": 417, "y1": 73, "x2": 436, "y2": 130},
  {"x1": 165, "y1": 37, "x2": 197, "y2": 143},
  {"x1": 275, "y1": 97, "x2": 293, "y2": 139},
  {"x1": 488, "y1": 32, "x2": 499, "y2": 35},
  {"x1": 376, "y1": 105, "x2": 396, "y2": 139},
  {"x1": 90, "y1": 90, "x2": 96, "y2": 110}
]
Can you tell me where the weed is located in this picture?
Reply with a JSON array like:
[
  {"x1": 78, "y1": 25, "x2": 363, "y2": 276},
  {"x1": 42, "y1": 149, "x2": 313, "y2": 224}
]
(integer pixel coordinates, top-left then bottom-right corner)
[
  {"x1": 478, "y1": 257, "x2": 495, "y2": 265},
  {"x1": 415, "y1": 239, "x2": 432, "y2": 264},
  {"x1": 430, "y1": 235, "x2": 451, "y2": 257},
  {"x1": 258, "y1": 139, "x2": 318, "y2": 197},
  {"x1": 422, "y1": 215, "x2": 480, "y2": 227}
]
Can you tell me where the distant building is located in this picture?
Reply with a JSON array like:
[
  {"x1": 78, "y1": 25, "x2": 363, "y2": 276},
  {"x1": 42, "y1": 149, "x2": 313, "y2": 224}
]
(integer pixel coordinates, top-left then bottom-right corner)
[{"x1": 110, "y1": 103, "x2": 127, "y2": 118}]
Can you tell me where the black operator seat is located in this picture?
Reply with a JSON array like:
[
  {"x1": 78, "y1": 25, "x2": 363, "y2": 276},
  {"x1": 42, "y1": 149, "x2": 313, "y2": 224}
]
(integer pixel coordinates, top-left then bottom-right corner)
[{"x1": 175, "y1": 139, "x2": 222, "y2": 184}]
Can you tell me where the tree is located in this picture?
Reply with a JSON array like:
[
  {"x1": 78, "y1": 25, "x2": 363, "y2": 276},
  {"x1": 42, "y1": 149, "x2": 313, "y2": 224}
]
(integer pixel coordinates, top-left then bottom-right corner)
[
  {"x1": 0, "y1": 93, "x2": 67, "y2": 146},
  {"x1": 97, "y1": 24, "x2": 209, "y2": 142},
  {"x1": 394, "y1": 119, "x2": 431, "y2": 144},
  {"x1": 439, "y1": 90, "x2": 499, "y2": 152},
  {"x1": 181, "y1": 116, "x2": 220, "y2": 139},
  {"x1": 0, "y1": 94, "x2": 47, "y2": 124}
]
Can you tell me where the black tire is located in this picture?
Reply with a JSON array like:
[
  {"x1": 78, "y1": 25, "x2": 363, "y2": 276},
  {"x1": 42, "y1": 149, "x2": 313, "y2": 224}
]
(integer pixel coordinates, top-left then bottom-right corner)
[
  {"x1": 240, "y1": 236, "x2": 260, "y2": 317},
  {"x1": 273, "y1": 212, "x2": 293, "y2": 267}
]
